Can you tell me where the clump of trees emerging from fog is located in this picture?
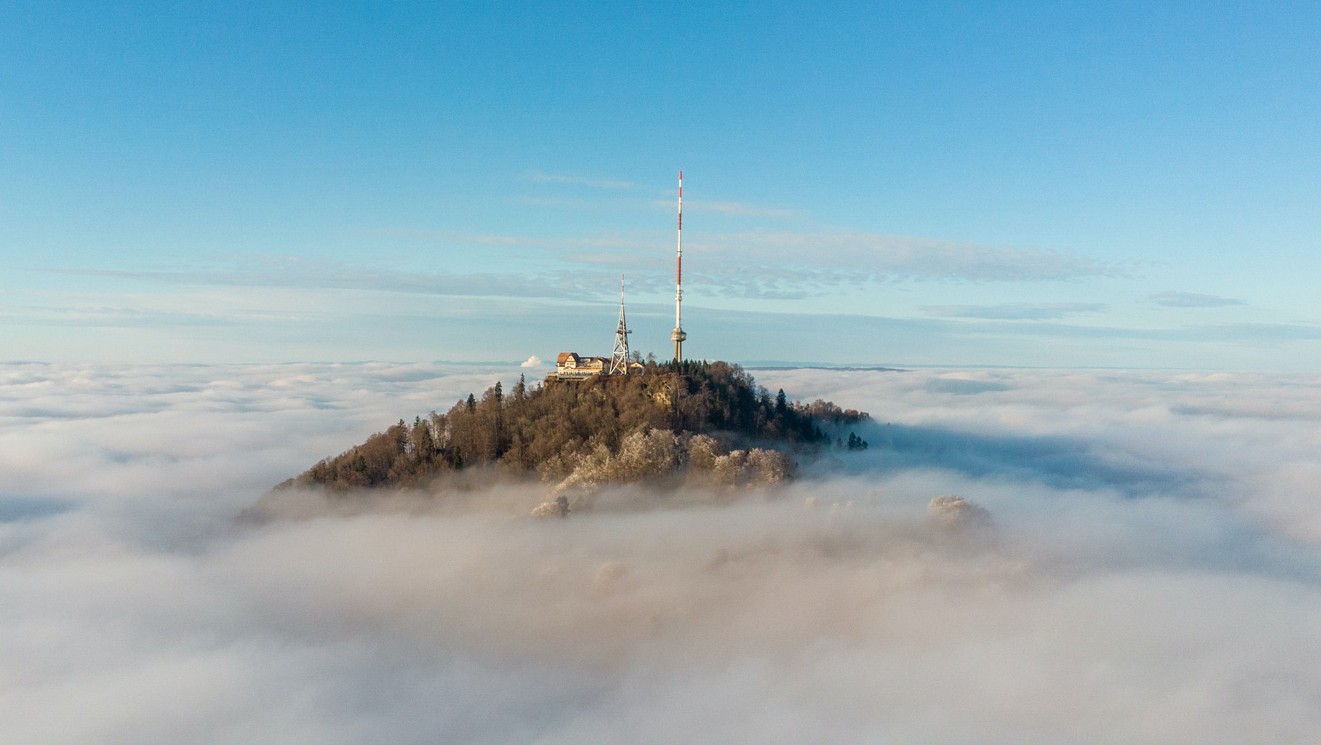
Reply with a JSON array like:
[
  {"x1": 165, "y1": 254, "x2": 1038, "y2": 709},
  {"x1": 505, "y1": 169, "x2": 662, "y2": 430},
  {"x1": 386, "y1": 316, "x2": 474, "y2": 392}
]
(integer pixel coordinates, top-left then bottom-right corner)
[{"x1": 279, "y1": 361, "x2": 869, "y2": 498}]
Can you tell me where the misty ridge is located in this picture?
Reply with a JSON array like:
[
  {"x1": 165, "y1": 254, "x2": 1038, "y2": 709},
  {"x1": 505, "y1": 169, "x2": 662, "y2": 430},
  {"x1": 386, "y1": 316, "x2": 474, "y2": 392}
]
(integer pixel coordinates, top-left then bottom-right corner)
[
  {"x1": 252, "y1": 360, "x2": 873, "y2": 521},
  {"x1": 5, "y1": 362, "x2": 1321, "y2": 744}
]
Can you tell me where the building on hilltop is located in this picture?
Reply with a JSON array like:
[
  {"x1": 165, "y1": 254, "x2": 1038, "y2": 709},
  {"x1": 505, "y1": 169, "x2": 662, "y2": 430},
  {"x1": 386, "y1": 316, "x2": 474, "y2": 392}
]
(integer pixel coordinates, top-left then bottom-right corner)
[
  {"x1": 553, "y1": 352, "x2": 642, "y2": 382},
  {"x1": 554, "y1": 352, "x2": 609, "y2": 381}
]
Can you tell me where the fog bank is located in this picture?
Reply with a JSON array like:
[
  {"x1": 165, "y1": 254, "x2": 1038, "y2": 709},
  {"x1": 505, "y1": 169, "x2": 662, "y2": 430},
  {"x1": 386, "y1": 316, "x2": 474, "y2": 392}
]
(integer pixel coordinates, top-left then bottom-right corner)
[{"x1": 3, "y1": 362, "x2": 1320, "y2": 744}]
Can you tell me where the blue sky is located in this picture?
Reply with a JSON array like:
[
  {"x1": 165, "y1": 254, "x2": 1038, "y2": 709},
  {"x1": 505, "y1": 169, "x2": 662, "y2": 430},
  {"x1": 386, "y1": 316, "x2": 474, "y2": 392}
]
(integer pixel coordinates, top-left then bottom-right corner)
[{"x1": 3, "y1": 1, "x2": 1319, "y2": 369}]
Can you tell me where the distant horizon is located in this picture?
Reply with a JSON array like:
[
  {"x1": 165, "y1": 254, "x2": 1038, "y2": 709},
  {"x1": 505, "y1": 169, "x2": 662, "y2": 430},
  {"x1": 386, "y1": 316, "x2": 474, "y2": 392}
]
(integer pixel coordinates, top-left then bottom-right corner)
[{"x1": 3, "y1": 357, "x2": 1298, "y2": 377}]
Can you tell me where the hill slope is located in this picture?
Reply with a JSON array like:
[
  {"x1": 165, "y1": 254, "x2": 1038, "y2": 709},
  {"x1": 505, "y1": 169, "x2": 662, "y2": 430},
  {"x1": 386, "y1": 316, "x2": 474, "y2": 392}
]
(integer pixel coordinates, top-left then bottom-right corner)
[{"x1": 277, "y1": 361, "x2": 869, "y2": 500}]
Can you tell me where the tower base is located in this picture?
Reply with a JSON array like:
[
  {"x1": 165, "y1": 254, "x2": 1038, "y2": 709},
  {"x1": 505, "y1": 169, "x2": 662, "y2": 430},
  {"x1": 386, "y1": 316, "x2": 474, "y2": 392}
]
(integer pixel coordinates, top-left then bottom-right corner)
[{"x1": 671, "y1": 327, "x2": 687, "y2": 363}]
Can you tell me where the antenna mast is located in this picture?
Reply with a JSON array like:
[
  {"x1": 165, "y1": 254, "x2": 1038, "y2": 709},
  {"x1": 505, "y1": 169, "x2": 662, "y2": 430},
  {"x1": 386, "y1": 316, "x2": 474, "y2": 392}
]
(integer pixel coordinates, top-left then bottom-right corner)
[
  {"x1": 610, "y1": 274, "x2": 631, "y2": 375},
  {"x1": 671, "y1": 170, "x2": 687, "y2": 363}
]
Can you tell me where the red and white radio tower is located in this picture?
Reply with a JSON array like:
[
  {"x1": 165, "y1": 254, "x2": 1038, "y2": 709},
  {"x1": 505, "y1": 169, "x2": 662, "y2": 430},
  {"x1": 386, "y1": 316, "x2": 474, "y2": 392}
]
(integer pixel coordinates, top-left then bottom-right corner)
[{"x1": 671, "y1": 170, "x2": 687, "y2": 363}]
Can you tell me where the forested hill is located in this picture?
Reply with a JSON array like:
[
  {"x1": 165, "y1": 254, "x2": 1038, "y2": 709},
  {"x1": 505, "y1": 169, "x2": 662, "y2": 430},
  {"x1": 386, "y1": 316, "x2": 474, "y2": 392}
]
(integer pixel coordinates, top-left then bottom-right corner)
[{"x1": 279, "y1": 361, "x2": 869, "y2": 494}]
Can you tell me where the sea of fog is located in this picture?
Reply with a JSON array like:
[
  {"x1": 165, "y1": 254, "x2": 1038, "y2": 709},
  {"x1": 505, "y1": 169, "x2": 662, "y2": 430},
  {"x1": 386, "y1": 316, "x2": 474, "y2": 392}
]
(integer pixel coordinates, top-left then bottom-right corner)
[{"x1": 2, "y1": 361, "x2": 1320, "y2": 744}]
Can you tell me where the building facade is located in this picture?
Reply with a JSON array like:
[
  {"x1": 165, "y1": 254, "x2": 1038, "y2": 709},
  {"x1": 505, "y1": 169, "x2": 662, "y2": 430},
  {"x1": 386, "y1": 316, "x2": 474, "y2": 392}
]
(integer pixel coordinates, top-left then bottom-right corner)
[{"x1": 554, "y1": 352, "x2": 608, "y2": 381}]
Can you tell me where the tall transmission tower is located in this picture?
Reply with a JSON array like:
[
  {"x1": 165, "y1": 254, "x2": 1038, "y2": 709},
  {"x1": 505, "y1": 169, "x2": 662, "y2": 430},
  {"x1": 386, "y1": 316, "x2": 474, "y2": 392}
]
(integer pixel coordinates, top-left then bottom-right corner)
[
  {"x1": 671, "y1": 170, "x2": 687, "y2": 363},
  {"x1": 609, "y1": 274, "x2": 632, "y2": 375}
]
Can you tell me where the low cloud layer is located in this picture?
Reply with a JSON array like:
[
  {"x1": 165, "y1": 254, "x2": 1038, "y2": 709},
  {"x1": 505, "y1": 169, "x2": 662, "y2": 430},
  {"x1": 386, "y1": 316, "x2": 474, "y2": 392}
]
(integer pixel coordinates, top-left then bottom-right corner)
[{"x1": 3, "y1": 363, "x2": 1321, "y2": 743}]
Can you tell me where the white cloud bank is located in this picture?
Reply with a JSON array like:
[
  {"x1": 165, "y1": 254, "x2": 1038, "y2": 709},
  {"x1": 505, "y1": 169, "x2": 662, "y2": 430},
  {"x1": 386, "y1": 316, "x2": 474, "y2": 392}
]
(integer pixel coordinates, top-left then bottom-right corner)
[{"x1": 3, "y1": 363, "x2": 1321, "y2": 744}]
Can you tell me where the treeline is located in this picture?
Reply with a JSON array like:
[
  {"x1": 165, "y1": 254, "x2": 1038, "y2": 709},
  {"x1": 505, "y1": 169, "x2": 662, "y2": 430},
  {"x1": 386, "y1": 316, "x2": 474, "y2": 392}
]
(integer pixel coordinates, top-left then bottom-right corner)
[{"x1": 283, "y1": 361, "x2": 870, "y2": 492}]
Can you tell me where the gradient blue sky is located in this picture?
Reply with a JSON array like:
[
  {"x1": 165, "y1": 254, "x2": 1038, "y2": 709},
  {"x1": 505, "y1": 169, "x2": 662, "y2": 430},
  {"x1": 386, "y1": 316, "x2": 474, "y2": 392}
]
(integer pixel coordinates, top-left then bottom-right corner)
[{"x1": 3, "y1": 2, "x2": 1319, "y2": 369}]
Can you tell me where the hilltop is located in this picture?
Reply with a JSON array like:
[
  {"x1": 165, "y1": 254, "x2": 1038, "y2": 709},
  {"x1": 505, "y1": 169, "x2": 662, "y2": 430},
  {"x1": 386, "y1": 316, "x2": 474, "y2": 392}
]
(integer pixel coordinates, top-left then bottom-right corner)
[{"x1": 265, "y1": 361, "x2": 869, "y2": 515}]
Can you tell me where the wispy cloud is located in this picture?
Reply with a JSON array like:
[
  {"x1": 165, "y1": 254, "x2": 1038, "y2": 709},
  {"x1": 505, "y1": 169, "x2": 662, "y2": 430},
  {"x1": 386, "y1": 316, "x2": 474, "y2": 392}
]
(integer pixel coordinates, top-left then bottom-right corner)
[
  {"x1": 1151, "y1": 291, "x2": 1245, "y2": 308},
  {"x1": 42, "y1": 261, "x2": 611, "y2": 303},
  {"x1": 921, "y1": 303, "x2": 1107, "y2": 320},
  {"x1": 1181, "y1": 322, "x2": 1321, "y2": 342},
  {"x1": 328, "y1": 224, "x2": 1123, "y2": 303},
  {"x1": 701, "y1": 200, "x2": 805, "y2": 218},
  {"x1": 366, "y1": 229, "x2": 528, "y2": 246},
  {"x1": 43, "y1": 223, "x2": 1119, "y2": 315},
  {"x1": 513, "y1": 195, "x2": 614, "y2": 209},
  {"x1": 522, "y1": 170, "x2": 636, "y2": 190},
  {"x1": 549, "y1": 229, "x2": 1122, "y2": 301},
  {"x1": 698, "y1": 231, "x2": 1125, "y2": 283},
  {"x1": 653, "y1": 199, "x2": 806, "y2": 219},
  {"x1": 0, "y1": 302, "x2": 261, "y2": 328}
]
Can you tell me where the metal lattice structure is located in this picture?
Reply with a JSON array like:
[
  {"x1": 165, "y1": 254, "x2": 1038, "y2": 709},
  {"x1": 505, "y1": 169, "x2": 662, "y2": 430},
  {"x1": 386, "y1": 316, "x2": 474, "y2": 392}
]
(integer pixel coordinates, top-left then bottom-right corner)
[{"x1": 609, "y1": 275, "x2": 631, "y2": 375}]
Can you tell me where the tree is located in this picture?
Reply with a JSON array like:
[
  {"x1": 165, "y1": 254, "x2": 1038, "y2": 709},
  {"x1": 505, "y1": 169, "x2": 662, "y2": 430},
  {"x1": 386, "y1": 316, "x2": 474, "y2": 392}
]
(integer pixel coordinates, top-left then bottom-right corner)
[{"x1": 286, "y1": 360, "x2": 867, "y2": 492}]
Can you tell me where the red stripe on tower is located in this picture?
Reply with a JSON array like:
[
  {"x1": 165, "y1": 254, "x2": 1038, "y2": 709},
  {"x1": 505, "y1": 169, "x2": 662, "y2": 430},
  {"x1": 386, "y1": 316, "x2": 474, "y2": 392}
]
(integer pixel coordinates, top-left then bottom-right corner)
[{"x1": 672, "y1": 169, "x2": 687, "y2": 363}]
